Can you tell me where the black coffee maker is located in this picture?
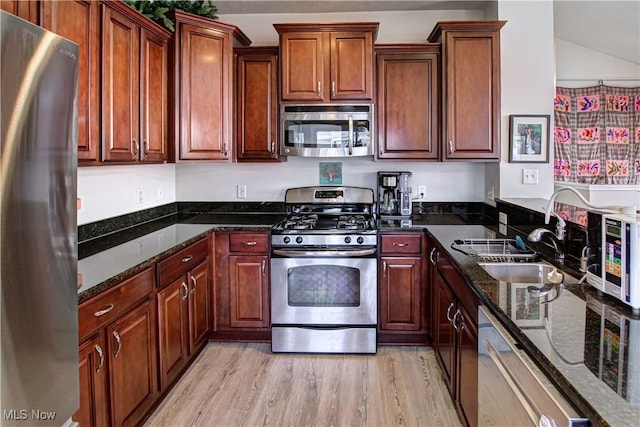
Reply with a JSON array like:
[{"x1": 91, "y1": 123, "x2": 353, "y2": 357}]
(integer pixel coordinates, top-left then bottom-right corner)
[{"x1": 377, "y1": 171, "x2": 412, "y2": 219}]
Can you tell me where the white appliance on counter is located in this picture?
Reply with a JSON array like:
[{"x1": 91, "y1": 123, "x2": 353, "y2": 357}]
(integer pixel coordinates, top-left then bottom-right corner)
[{"x1": 1, "y1": 11, "x2": 79, "y2": 426}]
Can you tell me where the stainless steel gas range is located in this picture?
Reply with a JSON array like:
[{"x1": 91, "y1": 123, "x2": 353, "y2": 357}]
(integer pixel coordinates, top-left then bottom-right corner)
[{"x1": 270, "y1": 186, "x2": 377, "y2": 354}]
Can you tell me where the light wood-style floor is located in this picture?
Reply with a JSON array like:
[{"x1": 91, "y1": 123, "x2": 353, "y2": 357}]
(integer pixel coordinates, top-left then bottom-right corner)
[{"x1": 145, "y1": 343, "x2": 462, "y2": 427}]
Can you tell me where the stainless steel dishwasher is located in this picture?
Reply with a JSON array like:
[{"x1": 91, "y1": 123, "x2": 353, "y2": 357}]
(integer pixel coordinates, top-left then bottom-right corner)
[{"x1": 477, "y1": 306, "x2": 590, "y2": 426}]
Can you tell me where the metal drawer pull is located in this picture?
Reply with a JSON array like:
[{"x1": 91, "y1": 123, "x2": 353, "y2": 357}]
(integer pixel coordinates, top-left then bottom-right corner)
[
  {"x1": 181, "y1": 255, "x2": 193, "y2": 263},
  {"x1": 95, "y1": 344, "x2": 104, "y2": 373},
  {"x1": 392, "y1": 242, "x2": 409, "y2": 247},
  {"x1": 181, "y1": 282, "x2": 189, "y2": 301},
  {"x1": 190, "y1": 275, "x2": 197, "y2": 292},
  {"x1": 429, "y1": 247, "x2": 437, "y2": 264},
  {"x1": 94, "y1": 304, "x2": 114, "y2": 317},
  {"x1": 446, "y1": 302, "x2": 455, "y2": 322},
  {"x1": 113, "y1": 331, "x2": 121, "y2": 358},
  {"x1": 242, "y1": 241, "x2": 258, "y2": 246}
]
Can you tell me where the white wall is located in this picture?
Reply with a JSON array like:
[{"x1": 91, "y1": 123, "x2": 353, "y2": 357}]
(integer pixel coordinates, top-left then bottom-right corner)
[
  {"x1": 492, "y1": 0, "x2": 556, "y2": 200},
  {"x1": 176, "y1": 159, "x2": 485, "y2": 202},
  {"x1": 78, "y1": 164, "x2": 176, "y2": 224}
]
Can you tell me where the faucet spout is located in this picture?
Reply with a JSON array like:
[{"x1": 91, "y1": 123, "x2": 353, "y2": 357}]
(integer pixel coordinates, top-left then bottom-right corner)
[{"x1": 528, "y1": 228, "x2": 565, "y2": 262}]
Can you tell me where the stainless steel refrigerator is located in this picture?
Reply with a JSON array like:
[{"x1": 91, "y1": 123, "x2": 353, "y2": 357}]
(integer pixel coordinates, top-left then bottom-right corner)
[{"x1": 1, "y1": 11, "x2": 79, "y2": 426}]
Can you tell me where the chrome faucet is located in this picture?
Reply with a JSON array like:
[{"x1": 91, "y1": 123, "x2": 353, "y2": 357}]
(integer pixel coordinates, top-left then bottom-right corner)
[{"x1": 528, "y1": 228, "x2": 565, "y2": 262}]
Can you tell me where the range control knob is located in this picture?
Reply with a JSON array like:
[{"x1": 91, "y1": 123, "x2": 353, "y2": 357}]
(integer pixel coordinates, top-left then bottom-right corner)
[
  {"x1": 357, "y1": 236, "x2": 364, "y2": 244},
  {"x1": 344, "y1": 236, "x2": 352, "y2": 244},
  {"x1": 283, "y1": 236, "x2": 290, "y2": 244},
  {"x1": 296, "y1": 236, "x2": 303, "y2": 244}
]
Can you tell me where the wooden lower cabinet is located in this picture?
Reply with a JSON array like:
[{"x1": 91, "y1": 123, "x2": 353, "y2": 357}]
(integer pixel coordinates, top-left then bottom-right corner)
[
  {"x1": 214, "y1": 232, "x2": 270, "y2": 339},
  {"x1": 107, "y1": 299, "x2": 158, "y2": 426},
  {"x1": 75, "y1": 332, "x2": 109, "y2": 427},
  {"x1": 432, "y1": 247, "x2": 480, "y2": 427},
  {"x1": 377, "y1": 233, "x2": 429, "y2": 344},
  {"x1": 76, "y1": 267, "x2": 158, "y2": 427},
  {"x1": 156, "y1": 238, "x2": 210, "y2": 390}
]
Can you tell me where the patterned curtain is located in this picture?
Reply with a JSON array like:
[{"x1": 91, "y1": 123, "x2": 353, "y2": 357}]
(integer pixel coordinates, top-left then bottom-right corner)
[{"x1": 554, "y1": 85, "x2": 640, "y2": 184}]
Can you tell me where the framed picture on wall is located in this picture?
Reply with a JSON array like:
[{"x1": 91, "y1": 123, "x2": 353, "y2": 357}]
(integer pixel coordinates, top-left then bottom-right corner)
[{"x1": 508, "y1": 115, "x2": 550, "y2": 163}]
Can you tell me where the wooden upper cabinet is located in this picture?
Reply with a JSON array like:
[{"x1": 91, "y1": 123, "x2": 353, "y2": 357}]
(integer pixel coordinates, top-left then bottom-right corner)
[
  {"x1": 0, "y1": 0, "x2": 39, "y2": 23},
  {"x1": 274, "y1": 23, "x2": 378, "y2": 103},
  {"x1": 376, "y1": 45, "x2": 440, "y2": 160},
  {"x1": 171, "y1": 11, "x2": 251, "y2": 161},
  {"x1": 41, "y1": 0, "x2": 100, "y2": 164},
  {"x1": 101, "y1": 2, "x2": 170, "y2": 164},
  {"x1": 235, "y1": 47, "x2": 281, "y2": 162},
  {"x1": 428, "y1": 21, "x2": 506, "y2": 161}
]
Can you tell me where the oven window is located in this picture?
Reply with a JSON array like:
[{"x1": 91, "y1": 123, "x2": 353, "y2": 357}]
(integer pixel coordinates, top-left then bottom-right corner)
[{"x1": 287, "y1": 265, "x2": 360, "y2": 307}]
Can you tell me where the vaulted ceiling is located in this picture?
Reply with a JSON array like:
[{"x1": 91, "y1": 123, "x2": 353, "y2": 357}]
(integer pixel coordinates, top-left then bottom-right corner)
[{"x1": 216, "y1": 0, "x2": 640, "y2": 65}]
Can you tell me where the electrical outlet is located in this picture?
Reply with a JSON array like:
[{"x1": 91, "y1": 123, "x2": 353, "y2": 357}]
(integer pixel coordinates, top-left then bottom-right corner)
[
  {"x1": 237, "y1": 184, "x2": 247, "y2": 199},
  {"x1": 136, "y1": 189, "x2": 143, "y2": 204},
  {"x1": 499, "y1": 212, "x2": 508, "y2": 225},
  {"x1": 77, "y1": 198, "x2": 82, "y2": 210},
  {"x1": 417, "y1": 185, "x2": 427, "y2": 199},
  {"x1": 522, "y1": 168, "x2": 539, "y2": 184},
  {"x1": 157, "y1": 187, "x2": 164, "y2": 201}
]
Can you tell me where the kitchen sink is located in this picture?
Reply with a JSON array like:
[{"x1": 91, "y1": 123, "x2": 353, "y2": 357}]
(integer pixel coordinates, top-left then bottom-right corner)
[{"x1": 478, "y1": 262, "x2": 578, "y2": 285}]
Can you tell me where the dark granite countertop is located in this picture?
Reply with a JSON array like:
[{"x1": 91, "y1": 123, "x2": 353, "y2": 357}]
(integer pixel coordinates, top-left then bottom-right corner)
[
  {"x1": 426, "y1": 225, "x2": 639, "y2": 427},
  {"x1": 77, "y1": 212, "x2": 283, "y2": 302}
]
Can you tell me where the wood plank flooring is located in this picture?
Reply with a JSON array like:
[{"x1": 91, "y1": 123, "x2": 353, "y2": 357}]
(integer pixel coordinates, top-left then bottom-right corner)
[{"x1": 145, "y1": 343, "x2": 462, "y2": 427}]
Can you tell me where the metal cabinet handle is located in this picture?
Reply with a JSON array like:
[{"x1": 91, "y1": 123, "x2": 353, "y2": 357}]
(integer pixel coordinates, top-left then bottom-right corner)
[
  {"x1": 379, "y1": 144, "x2": 384, "y2": 154},
  {"x1": 181, "y1": 282, "x2": 189, "y2": 301},
  {"x1": 190, "y1": 275, "x2": 197, "y2": 293},
  {"x1": 317, "y1": 81, "x2": 321, "y2": 96},
  {"x1": 332, "y1": 81, "x2": 336, "y2": 96},
  {"x1": 182, "y1": 255, "x2": 193, "y2": 263},
  {"x1": 242, "y1": 241, "x2": 258, "y2": 246},
  {"x1": 133, "y1": 138, "x2": 139, "y2": 155},
  {"x1": 448, "y1": 140, "x2": 454, "y2": 155},
  {"x1": 348, "y1": 115, "x2": 354, "y2": 156},
  {"x1": 392, "y1": 242, "x2": 409, "y2": 247},
  {"x1": 95, "y1": 344, "x2": 104, "y2": 373},
  {"x1": 383, "y1": 261, "x2": 387, "y2": 276},
  {"x1": 446, "y1": 302, "x2": 455, "y2": 322},
  {"x1": 262, "y1": 259, "x2": 266, "y2": 274},
  {"x1": 452, "y1": 309, "x2": 462, "y2": 332},
  {"x1": 429, "y1": 247, "x2": 437, "y2": 265},
  {"x1": 112, "y1": 331, "x2": 121, "y2": 358},
  {"x1": 144, "y1": 139, "x2": 149, "y2": 154},
  {"x1": 224, "y1": 141, "x2": 228, "y2": 156},
  {"x1": 94, "y1": 304, "x2": 114, "y2": 317},
  {"x1": 270, "y1": 141, "x2": 275, "y2": 153}
]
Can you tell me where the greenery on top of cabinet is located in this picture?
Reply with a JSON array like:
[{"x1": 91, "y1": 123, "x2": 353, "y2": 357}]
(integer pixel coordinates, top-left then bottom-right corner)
[{"x1": 124, "y1": 0, "x2": 218, "y2": 31}]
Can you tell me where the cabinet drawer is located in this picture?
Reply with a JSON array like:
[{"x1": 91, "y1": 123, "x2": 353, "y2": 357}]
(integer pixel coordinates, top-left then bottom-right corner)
[
  {"x1": 78, "y1": 267, "x2": 154, "y2": 340},
  {"x1": 157, "y1": 237, "x2": 208, "y2": 288},
  {"x1": 229, "y1": 232, "x2": 269, "y2": 253},
  {"x1": 380, "y1": 234, "x2": 422, "y2": 255}
]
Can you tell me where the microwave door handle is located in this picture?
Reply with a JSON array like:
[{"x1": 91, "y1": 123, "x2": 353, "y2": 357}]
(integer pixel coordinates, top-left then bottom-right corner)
[{"x1": 348, "y1": 115, "x2": 353, "y2": 156}]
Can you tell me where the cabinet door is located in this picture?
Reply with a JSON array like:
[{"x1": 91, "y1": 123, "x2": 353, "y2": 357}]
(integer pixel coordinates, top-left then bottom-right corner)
[
  {"x1": 107, "y1": 300, "x2": 158, "y2": 427},
  {"x1": 179, "y1": 23, "x2": 230, "y2": 160},
  {"x1": 157, "y1": 277, "x2": 189, "y2": 390},
  {"x1": 376, "y1": 49, "x2": 439, "y2": 160},
  {"x1": 74, "y1": 333, "x2": 109, "y2": 427},
  {"x1": 140, "y1": 28, "x2": 168, "y2": 162},
  {"x1": 102, "y1": 5, "x2": 139, "y2": 163},
  {"x1": 0, "y1": 0, "x2": 38, "y2": 23},
  {"x1": 280, "y1": 32, "x2": 324, "y2": 101},
  {"x1": 228, "y1": 255, "x2": 269, "y2": 328},
  {"x1": 456, "y1": 304, "x2": 478, "y2": 427},
  {"x1": 434, "y1": 271, "x2": 456, "y2": 396},
  {"x1": 188, "y1": 260, "x2": 210, "y2": 350},
  {"x1": 236, "y1": 49, "x2": 280, "y2": 161},
  {"x1": 443, "y1": 30, "x2": 501, "y2": 160},
  {"x1": 41, "y1": 0, "x2": 100, "y2": 163},
  {"x1": 379, "y1": 257, "x2": 422, "y2": 331},
  {"x1": 330, "y1": 31, "x2": 373, "y2": 100}
]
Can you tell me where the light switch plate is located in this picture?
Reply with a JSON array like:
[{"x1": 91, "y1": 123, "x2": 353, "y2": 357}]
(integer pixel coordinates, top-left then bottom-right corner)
[{"x1": 522, "y1": 168, "x2": 539, "y2": 184}]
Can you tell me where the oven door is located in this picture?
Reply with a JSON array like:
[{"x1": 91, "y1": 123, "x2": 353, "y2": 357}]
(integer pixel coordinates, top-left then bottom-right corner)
[{"x1": 271, "y1": 257, "x2": 377, "y2": 326}]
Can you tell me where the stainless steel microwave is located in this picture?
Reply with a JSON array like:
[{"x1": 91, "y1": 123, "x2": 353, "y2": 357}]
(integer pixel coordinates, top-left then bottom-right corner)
[{"x1": 280, "y1": 104, "x2": 374, "y2": 157}]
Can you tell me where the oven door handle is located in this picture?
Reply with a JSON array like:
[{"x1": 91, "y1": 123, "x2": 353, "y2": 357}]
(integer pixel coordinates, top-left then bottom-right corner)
[{"x1": 272, "y1": 248, "x2": 376, "y2": 257}]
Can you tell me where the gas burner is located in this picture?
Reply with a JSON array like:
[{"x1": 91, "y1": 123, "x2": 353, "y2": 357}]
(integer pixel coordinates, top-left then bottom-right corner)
[
  {"x1": 337, "y1": 215, "x2": 368, "y2": 230},
  {"x1": 282, "y1": 214, "x2": 318, "y2": 230}
]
